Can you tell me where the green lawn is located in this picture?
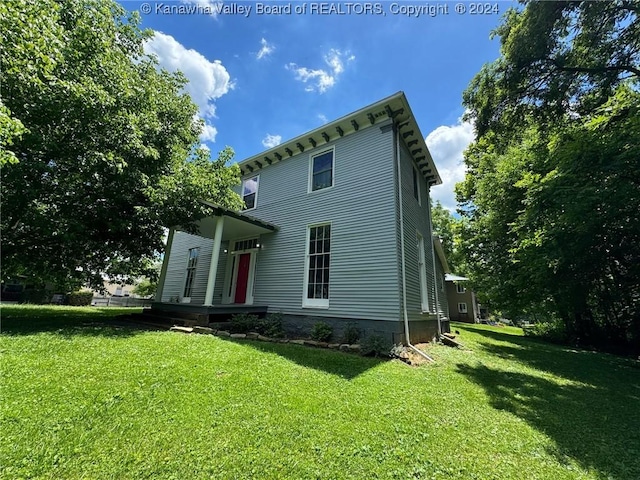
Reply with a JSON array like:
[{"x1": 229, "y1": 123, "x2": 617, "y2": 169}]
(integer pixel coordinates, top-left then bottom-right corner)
[{"x1": 1, "y1": 305, "x2": 639, "y2": 479}]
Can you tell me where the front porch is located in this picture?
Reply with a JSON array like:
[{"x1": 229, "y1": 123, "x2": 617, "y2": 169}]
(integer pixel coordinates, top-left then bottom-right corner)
[
  {"x1": 155, "y1": 202, "x2": 279, "y2": 309},
  {"x1": 139, "y1": 302, "x2": 270, "y2": 328}
]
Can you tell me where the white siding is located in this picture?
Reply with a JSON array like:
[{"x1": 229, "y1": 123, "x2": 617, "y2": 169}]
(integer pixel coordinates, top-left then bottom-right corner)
[
  {"x1": 239, "y1": 120, "x2": 401, "y2": 322},
  {"x1": 397, "y1": 138, "x2": 439, "y2": 324},
  {"x1": 161, "y1": 232, "x2": 227, "y2": 304}
]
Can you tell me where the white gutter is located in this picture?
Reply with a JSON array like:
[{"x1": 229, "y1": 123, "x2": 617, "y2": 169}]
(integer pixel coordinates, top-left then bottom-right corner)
[
  {"x1": 395, "y1": 124, "x2": 435, "y2": 363},
  {"x1": 428, "y1": 193, "x2": 443, "y2": 337}
]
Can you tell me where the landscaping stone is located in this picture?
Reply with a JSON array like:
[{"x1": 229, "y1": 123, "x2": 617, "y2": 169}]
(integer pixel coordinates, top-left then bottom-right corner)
[
  {"x1": 328, "y1": 343, "x2": 341, "y2": 349},
  {"x1": 257, "y1": 335, "x2": 271, "y2": 342},
  {"x1": 339, "y1": 344, "x2": 350, "y2": 352},
  {"x1": 230, "y1": 333, "x2": 246, "y2": 339},
  {"x1": 246, "y1": 332, "x2": 259, "y2": 339},
  {"x1": 277, "y1": 338, "x2": 289, "y2": 343},
  {"x1": 304, "y1": 340, "x2": 319, "y2": 347},
  {"x1": 170, "y1": 326, "x2": 193, "y2": 333},
  {"x1": 290, "y1": 339, "x2": 305, "y2": 345},
  {"x1": 348, "y1": 344, "x2": 361, "y2": 353},
  {"x1": 217, "y1": 330, "x2": 231, "y2": 337},
  {"x1": 193, "y1": 326, "x2": 214, "y2": 334},
  {"x1": 317, "y1": 342, "x2": 329, "y2": 348}
]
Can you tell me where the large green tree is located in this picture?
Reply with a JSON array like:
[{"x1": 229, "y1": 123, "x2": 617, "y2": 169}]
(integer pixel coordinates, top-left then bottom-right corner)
[
  {"x1": 430, "y1": 200, "x2": 468, "y2": 275},
  {"x1": 1, "y1": 0, "x2": 242, "y2": 290},
  {"x1": 458, "y1": 0, "x2": 639, "y2": 352}
]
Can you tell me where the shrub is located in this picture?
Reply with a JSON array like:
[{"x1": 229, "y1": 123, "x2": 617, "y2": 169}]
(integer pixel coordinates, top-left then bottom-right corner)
[
  {"x1": 361, "y1": 334, "x2": 391, "y2": 357},
  {"x1": 19, "y1": 289, "x2": 53, "y2": 305},
  {"x1": 229, "y1": 313, "x2": 259, "y2": 333},
  {"x1": 310, "y1": 321, "x2": 332, "y2": 342},
  {"x1": 66, "y1": 291, "x2": 94, "y2": 306},
  {"x1": 523, "y1": 319, "x2": 568, "y2": 344},
  {"x1": 257, "y1": 312, "x2": 285, "y2": 338},
  {"x1": 342, "y1": 323, "x2": 361, "y2": 344}
]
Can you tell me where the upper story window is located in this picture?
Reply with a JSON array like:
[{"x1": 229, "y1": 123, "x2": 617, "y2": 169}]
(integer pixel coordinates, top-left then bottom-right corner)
[
  {"x1": 310, "y1": 149, "x2": 334, "y2": 192},
  {"x1": 456, "y1": 283, "x2": 466, "y2": 294},
  {"x1": 412, "y1": 166, "x2": 421, "y2": 205},
  {"x1": 242, "y1": 175, "x2": 259, "y2": 210}
]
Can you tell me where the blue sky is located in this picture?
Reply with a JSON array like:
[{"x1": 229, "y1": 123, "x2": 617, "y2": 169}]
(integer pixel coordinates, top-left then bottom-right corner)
[{"x1": 122, "y1": 0, "x2": 507, "y2": 210}]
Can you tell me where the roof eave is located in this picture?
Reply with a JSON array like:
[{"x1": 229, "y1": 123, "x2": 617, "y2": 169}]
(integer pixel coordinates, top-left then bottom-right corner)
[{"x1": 238, "y1": 91, "x2": 442, "y2": 186}]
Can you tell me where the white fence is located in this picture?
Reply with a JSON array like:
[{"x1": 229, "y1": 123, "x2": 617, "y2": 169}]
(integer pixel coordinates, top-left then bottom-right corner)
[{"x1": 92, "y1": 296, "x2": 153, "y2": 308}]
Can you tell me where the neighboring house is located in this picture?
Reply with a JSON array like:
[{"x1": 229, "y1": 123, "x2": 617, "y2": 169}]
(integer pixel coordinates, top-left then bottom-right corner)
[
  {"x1": 445, "y1": 274, "x2": 480, "y2": 323},
  {"x1": 154, "y1": 92, "x2": 450, "y2": 344}
]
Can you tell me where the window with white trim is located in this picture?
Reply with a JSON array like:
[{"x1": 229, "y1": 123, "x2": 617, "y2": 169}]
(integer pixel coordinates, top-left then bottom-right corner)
[
  {"x1": 417, "y1": 232, "x2": 429, "y2": 312},
  {"x1": 310, "y1": 149, "x2": 334, "y2": 192},
  {"x1": 456, "y1": 284, "x2": 466, "y2": 294},
  {"x1": 183, "y1": 248, "x2": 199, "y2": 298},
  {"x1": 242, "y1": 175, "x2": 259, "y2": 210},
  {"x1": 304, "y1": 224, "x2": 331, "y2": 307},
  {"x1": 458, "y1": 302, "x2": 468, "y2": 314}
]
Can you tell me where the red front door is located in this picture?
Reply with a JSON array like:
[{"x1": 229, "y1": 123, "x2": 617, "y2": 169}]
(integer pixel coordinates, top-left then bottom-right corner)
[{"x1": 234, "y1": 253, "x2": 251, "y2": 304}]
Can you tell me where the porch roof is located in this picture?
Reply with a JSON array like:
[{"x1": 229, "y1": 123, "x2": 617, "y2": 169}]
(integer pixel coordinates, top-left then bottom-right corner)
[
  {"x1": 445, "y1": 274, "x2": 469, "y2": 282},
  {"x1": 195, "y1": 201, "x2": 279, "y2": 240}
]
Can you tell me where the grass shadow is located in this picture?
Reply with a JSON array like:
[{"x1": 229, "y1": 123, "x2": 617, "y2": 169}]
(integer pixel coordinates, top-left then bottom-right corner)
[
  {"x1": 221, "y1": 336, "x2": 386, "y2": 380},
  {"x1": 456, "y1": 329, "x2": 640, "y2": 480},
  {"x1": 455, "y1": 322, "x2": 640, "y2": 386},
  {"x1": 0, "y1": 305, "x2": 148, "y2": 339}
]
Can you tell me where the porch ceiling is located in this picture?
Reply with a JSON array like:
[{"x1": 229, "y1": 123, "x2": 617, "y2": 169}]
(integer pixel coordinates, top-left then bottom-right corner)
[{"x1": 195, "y1": 201, "x2": 278, "y2": 241}]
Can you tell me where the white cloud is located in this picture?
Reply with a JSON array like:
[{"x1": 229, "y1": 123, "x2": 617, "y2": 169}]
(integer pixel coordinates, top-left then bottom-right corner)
[
  {"x1": 144, "y1": 31, "x2": 232, "y2": 142},
  {"x1": 200, "y1": 123, "x2": 218, "y2": 142},
  {"x1": 256, "y1": 38, "x2": 275, "y2": 60},
  {"x1": 425, "y1": 117, "x2": 475, "y2": 212},
  {"x1": 317, "y1": 114, "x2": 328, "y2": 124},
  {"x1": 286, "y1": 49, "x2": 355, "y2": 93},
  {"x1": 262, "y1": 134, "x2": 282, "y2": 148}
]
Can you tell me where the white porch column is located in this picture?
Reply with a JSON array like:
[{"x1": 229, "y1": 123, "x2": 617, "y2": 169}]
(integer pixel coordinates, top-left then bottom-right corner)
[
  {"x1": 155, "y1": 228, "x2": 176, "y2": 302},
  {"x1": 204, "y1": 216, "x2": 225, "y2": 306}
]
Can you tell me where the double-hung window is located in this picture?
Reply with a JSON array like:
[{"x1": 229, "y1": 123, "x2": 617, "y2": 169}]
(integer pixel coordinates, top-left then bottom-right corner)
[
  {"x1": 458, "y1": 302, "x2": 468, "y2": 314},
  {"x1": 456, "y1": 284, "x2": 466, "y2": 294},
  {"x1": 242, "y1": 175, "x2": 259, "y2": 210},
  {"x1": 183, "y1": 248, "x2": 199, "y2": 298},
  {"x1": 304, "y1": 224, "x2": 331, "y2": 307},
  {"x1": 310, "y1": 149, "x2": 334, "y2": 192}
]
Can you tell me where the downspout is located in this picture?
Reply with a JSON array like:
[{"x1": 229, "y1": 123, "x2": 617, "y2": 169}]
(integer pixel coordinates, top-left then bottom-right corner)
[
  {"x1": 427, "y1": 193, "x2": 443, "y2": 338},
  {"x1": 395, "y1": 123, "x2": 435, "y2": 363}
]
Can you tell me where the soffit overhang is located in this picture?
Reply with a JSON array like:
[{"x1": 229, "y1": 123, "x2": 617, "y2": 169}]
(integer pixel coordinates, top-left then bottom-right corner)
[{"x1": 237, "y1": 91, "x2": 443, "y2": 187}]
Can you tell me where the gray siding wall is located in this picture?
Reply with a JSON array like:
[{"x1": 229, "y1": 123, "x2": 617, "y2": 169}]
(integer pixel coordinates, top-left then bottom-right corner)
[
  {"x1": 239, "y1": 120, "x2": 401, "y2": 322},
  {"x1": 396, "y1": 137, "x2": 439, "y2": 324},
  {"x1": 161, "y1": 231, "x2": 227, "y2": 305},
  {"x1": 446, "y1": 283, "x2": 475, "y2": 322}
]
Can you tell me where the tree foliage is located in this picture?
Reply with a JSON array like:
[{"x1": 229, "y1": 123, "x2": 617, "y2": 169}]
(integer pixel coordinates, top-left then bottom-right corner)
[
  {"x1": 430, "y1": 200, "x2": 467, "y2": 275},
  {"x1": 1, "y1": 0, "x2": 242, "y2": 290},
  {"x1": 458, "y1": 0, "x2": 640, "y2": 353}
]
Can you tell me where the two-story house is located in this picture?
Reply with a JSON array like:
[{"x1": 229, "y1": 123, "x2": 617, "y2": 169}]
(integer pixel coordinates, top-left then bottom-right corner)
[{"x1": 152, "y1": 92, "x2": 449, "y2": 345}]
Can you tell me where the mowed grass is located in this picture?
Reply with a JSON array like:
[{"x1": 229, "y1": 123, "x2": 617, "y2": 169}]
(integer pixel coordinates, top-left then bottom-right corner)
[{"x1": 1, "y1": 306, "x2": 639, "y2": 479}]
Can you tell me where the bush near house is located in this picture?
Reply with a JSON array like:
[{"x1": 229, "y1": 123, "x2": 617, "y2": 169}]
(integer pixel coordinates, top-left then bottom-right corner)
[
  {"x1": 310, "y1": 321, "x2": 333, "y2": 342},
  {"x1": 360, "y1": 334, "x2": 392, "y2": 357},
  {"x1": 228, "y1": 312, "x2": 285, "y2": 338}
]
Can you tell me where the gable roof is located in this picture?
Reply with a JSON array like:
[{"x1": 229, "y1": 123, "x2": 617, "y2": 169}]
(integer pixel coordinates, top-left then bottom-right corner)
[{"x1": 238, "y1": 91, "x2": 442, "y2": 186}]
